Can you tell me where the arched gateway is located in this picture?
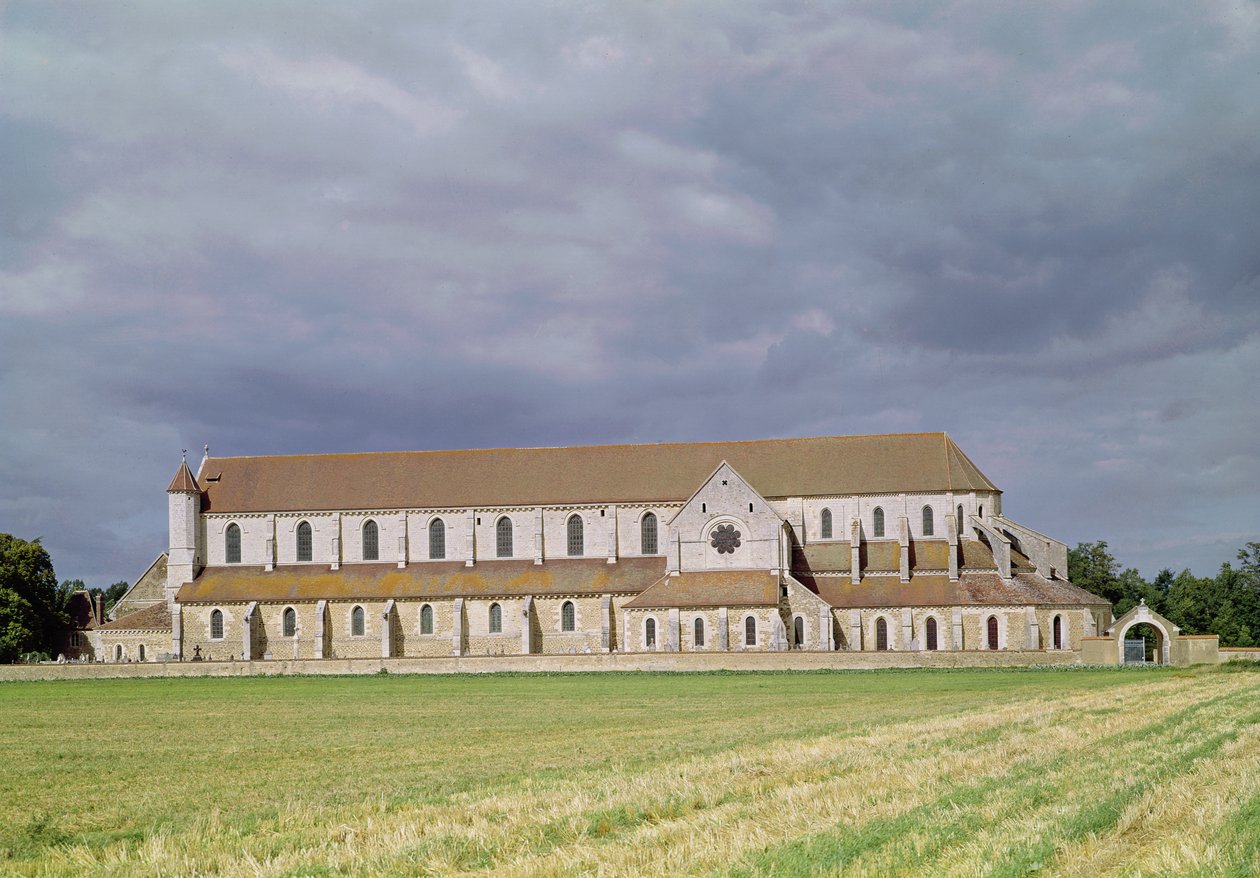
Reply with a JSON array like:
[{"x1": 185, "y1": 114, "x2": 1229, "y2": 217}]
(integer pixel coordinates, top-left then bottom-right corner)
[{"x1": 1081, "y1": 600, "x2": 1219, "y2": 667}]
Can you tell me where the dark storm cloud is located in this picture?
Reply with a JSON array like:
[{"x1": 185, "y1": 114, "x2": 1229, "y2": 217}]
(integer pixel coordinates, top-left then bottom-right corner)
[{"x1": 1, "y1": 0, "x2": 1257, "y2": 586}]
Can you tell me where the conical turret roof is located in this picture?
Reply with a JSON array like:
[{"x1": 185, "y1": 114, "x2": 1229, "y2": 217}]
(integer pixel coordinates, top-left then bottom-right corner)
[{"x1": 166, "y1": 459, "x2": 201, "y2": 493}]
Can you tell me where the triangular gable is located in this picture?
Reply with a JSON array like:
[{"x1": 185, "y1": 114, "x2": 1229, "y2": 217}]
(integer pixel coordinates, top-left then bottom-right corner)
[
  {"x1": 665, "y1": 460, "x2": 781, "y2": 527},
  {"x1": 109, "y1": 553, "x2": 168, "y2": 621},
  {"x1": 1105, "y1": 600, "x2": 1180, "y2": 638}
]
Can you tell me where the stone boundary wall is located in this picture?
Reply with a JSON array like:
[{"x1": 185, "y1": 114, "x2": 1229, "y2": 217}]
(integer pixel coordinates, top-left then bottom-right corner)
[
  {"x1": 0, "y1": 649, "x2": 1084, "y2": 681},
  {"x1": 1220, "y1": 648, "x2": 1260, "y2": 662}
]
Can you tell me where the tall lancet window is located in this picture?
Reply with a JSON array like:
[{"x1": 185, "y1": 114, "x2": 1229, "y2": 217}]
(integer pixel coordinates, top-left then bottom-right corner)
[
  {"x1": 641, "y1": 512, "x2": 658, "y2": 554},
  {"x1": 922, "y1": 506, "x2": 934, "y2": 536},
  {"x1": 362, "y1": 520, "x2": 379, "y2": 561},
  {"x1": 225, "y1": 523, "x2": 241, "y2": 564},
  {"x1": 297, "y1": 522, "x2": 312, "y2": 562},
  {"x1": 567, "y1": 514, "x2": 584, "y2": 556},
  {"x1": 820, "y1": 508, "x2": 833, "y2": 539},
  {"x1": 429, "y1": 518, "x2": 445, "y2": 559},
  {"x1": 873, "y1": 507, "x2": 885, "y2": 538},
  {"x1": 496, "y1": 517, "x2": 513, "y2": 558}
]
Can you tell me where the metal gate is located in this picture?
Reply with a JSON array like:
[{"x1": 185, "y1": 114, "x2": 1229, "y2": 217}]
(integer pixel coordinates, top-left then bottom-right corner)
[{"x1": 1124, "y1": 639, "x2": 1147, "y2": 664}]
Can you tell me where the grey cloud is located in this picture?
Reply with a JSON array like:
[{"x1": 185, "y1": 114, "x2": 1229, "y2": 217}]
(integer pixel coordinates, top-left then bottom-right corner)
[{"x1": 1, "y1": 0, "x2": 1257, "y2": 586}]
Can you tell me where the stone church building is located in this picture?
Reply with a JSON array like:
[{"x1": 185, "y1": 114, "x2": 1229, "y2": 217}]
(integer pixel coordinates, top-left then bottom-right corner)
[{"x1": 95, "y1": 433, "x2": 1113, "y2": 663}]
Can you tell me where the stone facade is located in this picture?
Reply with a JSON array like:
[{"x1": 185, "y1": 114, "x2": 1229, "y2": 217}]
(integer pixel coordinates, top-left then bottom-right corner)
[{"x1": 110, "y1": 434, "x2": 1118, "y2": 666}]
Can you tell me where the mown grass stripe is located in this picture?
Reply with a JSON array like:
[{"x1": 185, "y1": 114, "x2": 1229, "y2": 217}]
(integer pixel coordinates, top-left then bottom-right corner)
[
  {"x1": 990, "y1": 723, "x2": 1255, "y2": 878},
  {"x1": 728, "y1": 684, "x2": 1251, "y2": 878},
  {"x1": 498, "y1": 679, "x2": 1236, "y2": 877}
]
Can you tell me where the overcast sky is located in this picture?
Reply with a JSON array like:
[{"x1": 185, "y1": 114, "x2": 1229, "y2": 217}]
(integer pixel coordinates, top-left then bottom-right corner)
[{"x1": 2, "y1": 1, "x2": 1257, "y2": 589}]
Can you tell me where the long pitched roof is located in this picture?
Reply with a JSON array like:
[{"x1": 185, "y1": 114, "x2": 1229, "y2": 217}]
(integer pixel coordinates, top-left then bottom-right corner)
[
  {"x1": 98, "y1": 602, "x2": 172, "y2": 631},
  {"x1": 802, "y1": 572, "x2": 1110, "y2": 609},
  {"x1": 624, "y1": 571, "x2": 780, "y2": 609},
  {"x1": 197, "y1": 433, "x2": 999, "y2": 514},
  {"x1": 177, "y1": 557, "x2": 665, "y2": 603}
]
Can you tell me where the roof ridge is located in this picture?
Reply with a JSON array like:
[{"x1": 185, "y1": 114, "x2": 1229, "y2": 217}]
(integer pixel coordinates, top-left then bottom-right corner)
[{"x1": 201, "y1": 432, "x2": 953, "y2": 461}]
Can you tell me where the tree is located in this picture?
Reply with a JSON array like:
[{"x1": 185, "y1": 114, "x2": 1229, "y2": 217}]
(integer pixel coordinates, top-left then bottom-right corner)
[
  {"x1": 102, "y1": 580, "x2": 130, "y2": 611},
  {"x1": 1068, "y1": 541, "x2": 1123, "y2": 606},
  {"x1": 55, "y1": 578, "x2": 87, "y2": 614},
  {"x1": 0, "y1": 534, "x2": 63, "y2": 663}
]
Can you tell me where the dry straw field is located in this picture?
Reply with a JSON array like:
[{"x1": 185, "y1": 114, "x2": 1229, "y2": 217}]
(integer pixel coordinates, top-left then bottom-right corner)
[{"x1": 1, "y1": 666, "x2": 1258, "y2": 877}]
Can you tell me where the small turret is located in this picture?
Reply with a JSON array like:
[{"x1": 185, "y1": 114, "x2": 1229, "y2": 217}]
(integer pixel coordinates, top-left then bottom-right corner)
[
  {"x1": 166, "y1": 454, "x2": 201, "y2": 494},
  {"x1": 165, "y1": 450, "x2": 202, "y2": 617}
]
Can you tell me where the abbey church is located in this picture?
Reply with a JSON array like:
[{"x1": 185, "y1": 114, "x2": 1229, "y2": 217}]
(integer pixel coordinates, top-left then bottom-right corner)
[{"x1": 92, "y1": 433, "x2": 1114, "y2": 664}]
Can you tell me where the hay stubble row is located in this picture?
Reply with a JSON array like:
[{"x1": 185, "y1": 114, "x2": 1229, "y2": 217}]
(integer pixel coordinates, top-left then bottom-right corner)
[{"x1": 1, "y1": 668, "x2": 1256, "y2": 877}]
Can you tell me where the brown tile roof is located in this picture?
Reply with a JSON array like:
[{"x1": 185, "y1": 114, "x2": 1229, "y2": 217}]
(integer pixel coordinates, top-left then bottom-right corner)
[
  {"x1": 959, "y1": 540, "x2": 1001, "y2": 569},
  {"x1": 197, "y1": 433, "x2": 999, "y2": 514},
  {"x1": 65, "y1": 591, "x2": 99, "y2": 630},
  {"x1": 177, "y1": 556, "x2": 666, "y2": 603},
  {"x1": 806, "y1": 571, "x2": 1110, "y2": 609},
  {"x1": 792, "y1": 539, "x2": 980, "y2": 584},
  {"x1": 98, "y1": 602, "x2": 172, "y2": 631},
  {"x1": 167, "y1": 461, "x2": 201, "y2": 493},
  {"x1": 623, "y1": 571, "x2": 780, "y2": 609},
  {"x1": 792, "y1": 541, "x2": 853, "y2": 572}
]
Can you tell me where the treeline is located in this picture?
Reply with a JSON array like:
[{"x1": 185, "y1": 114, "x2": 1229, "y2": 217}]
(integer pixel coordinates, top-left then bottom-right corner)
[
  {"x1": 0, "y1": 534, "x2": 128, "y2": 663},
  {"x1": 1068, "y1": 540, "x2": 1260, "y2": 647}
]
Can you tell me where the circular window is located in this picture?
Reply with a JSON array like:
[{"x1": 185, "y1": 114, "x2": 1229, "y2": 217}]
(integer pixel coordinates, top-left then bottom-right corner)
[{"x1": 710, "y1": 523, "x2": 742, "y2": 554}]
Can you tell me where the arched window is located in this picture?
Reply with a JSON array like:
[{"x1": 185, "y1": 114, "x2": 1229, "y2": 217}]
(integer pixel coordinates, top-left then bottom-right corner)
[
  {"x1": 873, "y1": 507, "x2": 885, "y2": 538},
  {"x1": 876, "y1": 617, "x2": 889, "y2": 651},
  {"x1": 926, "y1": 617, "x2": 938, "y2": 651},
  {"x1": 225, "y1": 523, "x2": 241, "y2": 564},
  {"x1": 296, "y1": 521, "x2": 312, "y2": 562},
  {"x1": 352, "y1": 606, "x2": 365, "y2": 636},
  {"x1": 641, "y1": 512, "x2": 658, "y2": 555},
  {"x1": 1053, "y1": 615, "x2": 1063, "y2": 650},
  {"x1": 957, "y1": 504, "x2": 965, "y2": 532},
  {"x1": 138, "y1": 644, "x2": 146, "y2": 661},
  {"x1": 561, "y1": 600, "x2": 575, "y2": 632},
  {"x1": 694, "y1": 617, "x2": 705, "y2": 648},
  {"x1": 210, "y1": 609, "x2": 224, "y2": 639},
  {"x1": 978, "y1": 504, "x2": 985, "y2": 519},
  {"x1": 922, "y1": 506, "x2": 934, "y2": 536},
  {"x1": 745, "y1": 615, "x2": 757, "y2": 647},
  {"x1": 821, "y1": 508, "x2": 833, "y2": 539},
  {"x1": 567, "y1": 514, "x2": 584, "y2": 556},
  {"x1": 645, "y1": 617, "x2": 656, "y2": 648},
  {"x1": 429, "y1": 518, "x2": 445, "y2": 560},
  {"x1": 420, "y1": 604, "x2": 433, "y2": 635},
  {"x1": 793, "y1": 615, "x2": 805, "y2": 649},
  {"x1": 489, "y1": 602, "x2": 502, "y2": 633},
  {"x1": 362, "y1": 520, "x2": 379, "y2": 561},
  {"x1": 283, "y1": 607, "x2": 296, "y2": 637},
  {"x1": 987, "y1": 616, "x2": 1000, "y2": 650},
  {"x1": 113, "y1": 644, "x2": 123, "y2": 662},
  {"x1": 496, "y1": 517, "x2": 513, "y2": 558}
]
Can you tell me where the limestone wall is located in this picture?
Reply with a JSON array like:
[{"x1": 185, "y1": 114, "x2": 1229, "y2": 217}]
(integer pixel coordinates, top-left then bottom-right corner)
[
  {"x1": 96, "y1": 629, "x2": 168, "y2": 663},
  {"x1": 183, "y1": 601, "x2": 250, "y2": 661},
  {"x1": 0, "y1": 647, "x2": 1084, "y2": 682}
]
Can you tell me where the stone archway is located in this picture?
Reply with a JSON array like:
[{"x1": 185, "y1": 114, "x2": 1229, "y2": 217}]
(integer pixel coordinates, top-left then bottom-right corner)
[
  {"x1": 1118, "y1": 621, "x2": 1166, "y2": 664},
  {"x1": 1082, "y1": 600, "x2": 1221, "y2": 667},
  {"x1": 1114, "y1": 607, "x2": 1172, "y2": 665}
]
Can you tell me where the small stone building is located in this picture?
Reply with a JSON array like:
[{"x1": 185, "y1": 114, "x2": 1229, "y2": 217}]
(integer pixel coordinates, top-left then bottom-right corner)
[
  {"x1": 93, "y1": 554, "x2": 171, "y2": 662},
  {"x1": 120, "y1": 433, "x2": 1116, "y2": 662},
  {"x1": 57, "y1": 590, "x2": 102, "y2": 661}
]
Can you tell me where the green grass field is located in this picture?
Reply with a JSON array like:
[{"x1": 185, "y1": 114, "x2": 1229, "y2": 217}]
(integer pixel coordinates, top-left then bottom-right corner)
[{"x1": 2, "y1": 666, "x2": 1258, "y2": 877}]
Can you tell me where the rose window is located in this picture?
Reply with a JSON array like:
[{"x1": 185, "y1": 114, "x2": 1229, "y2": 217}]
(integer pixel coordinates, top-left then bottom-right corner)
[{"x1": 710, "y1": 524, "x2": 742, "y2": 554}]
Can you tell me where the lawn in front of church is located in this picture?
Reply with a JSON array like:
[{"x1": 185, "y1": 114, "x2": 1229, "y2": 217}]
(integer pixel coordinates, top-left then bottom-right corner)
[{"x1": 1, "y1": 666, "x2": 1258, "y2": 876}]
